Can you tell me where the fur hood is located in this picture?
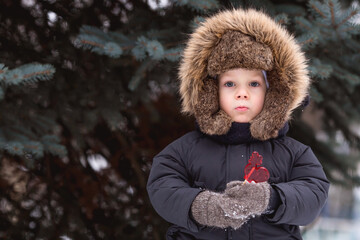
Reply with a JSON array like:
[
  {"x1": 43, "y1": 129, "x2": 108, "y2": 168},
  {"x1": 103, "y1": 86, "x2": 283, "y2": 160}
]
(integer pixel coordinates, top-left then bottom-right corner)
[{"x1": 178, "y1": 8, "x2": 310, "y2": 140}]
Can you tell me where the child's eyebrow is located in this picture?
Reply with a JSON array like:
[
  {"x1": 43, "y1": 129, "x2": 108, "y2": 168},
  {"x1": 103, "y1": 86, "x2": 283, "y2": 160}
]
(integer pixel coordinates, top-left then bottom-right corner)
[
  {"x1": 250, "y1": 72, "x2": 263, "y2": 77},
  {"x1": 219, "y1": 74, "x2": 233, "y2": 79}
]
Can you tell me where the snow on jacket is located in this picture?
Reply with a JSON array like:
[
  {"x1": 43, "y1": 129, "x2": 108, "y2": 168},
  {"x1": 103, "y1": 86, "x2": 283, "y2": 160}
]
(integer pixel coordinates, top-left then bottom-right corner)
[{"x1": 147, "y1": 126, "x2": 329, "y2": 240}]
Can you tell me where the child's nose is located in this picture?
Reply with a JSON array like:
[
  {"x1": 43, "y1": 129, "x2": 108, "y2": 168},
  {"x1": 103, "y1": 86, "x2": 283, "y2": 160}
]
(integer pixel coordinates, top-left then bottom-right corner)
[{"x1": 235, "y1": 89, "x2": 249, "y2": 99}]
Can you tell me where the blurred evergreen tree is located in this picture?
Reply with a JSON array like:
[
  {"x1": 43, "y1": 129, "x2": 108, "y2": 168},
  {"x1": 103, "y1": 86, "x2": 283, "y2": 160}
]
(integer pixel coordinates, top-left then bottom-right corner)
[{"x1": 0, "y1": 0, "x2": 359, "y2": 239}]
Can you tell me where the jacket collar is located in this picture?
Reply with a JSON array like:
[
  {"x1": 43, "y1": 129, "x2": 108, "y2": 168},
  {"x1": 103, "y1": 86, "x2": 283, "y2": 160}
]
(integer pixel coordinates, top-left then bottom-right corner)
[{"x1": 196, "y1": 122, "x2": 289, "y2": 145}]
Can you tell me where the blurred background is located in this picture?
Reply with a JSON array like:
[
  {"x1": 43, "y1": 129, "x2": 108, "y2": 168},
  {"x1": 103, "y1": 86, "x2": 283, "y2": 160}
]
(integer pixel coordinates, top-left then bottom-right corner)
[{"x1": 1, "y1": 0, "x2": 360, "y2": 239}]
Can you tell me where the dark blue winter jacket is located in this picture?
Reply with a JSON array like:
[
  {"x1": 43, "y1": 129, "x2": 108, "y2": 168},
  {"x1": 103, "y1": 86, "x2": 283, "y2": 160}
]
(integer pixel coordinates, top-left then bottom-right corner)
[{"x1": 147, "y1": 123, "x2": 329, "y2": 240}]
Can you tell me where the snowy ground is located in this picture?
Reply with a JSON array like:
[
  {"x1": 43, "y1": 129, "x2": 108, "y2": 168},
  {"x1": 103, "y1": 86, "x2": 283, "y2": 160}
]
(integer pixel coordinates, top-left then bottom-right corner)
[{"x1": 303, "y1": 217, "x2": 360, "y2": 240}]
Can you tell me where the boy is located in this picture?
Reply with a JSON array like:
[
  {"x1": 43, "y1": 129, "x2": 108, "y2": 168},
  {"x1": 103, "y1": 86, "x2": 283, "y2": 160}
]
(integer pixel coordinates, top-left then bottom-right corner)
[{"x1": 147, "y1": 8, "x2": 329, "y2": 240}]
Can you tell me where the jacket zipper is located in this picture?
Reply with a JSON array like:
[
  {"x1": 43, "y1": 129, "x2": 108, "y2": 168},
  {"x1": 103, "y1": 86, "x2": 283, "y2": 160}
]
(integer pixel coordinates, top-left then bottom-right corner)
[
  {"x1": 225, "y1": 144, "x2": 230, "y2": 184},
  {"x1": 246, "y1": 143, "x2": 253, "y2": 240},
  {"x1": 226, "y1": 145, "x2": 252, "y2": 240},
  {"x1": 246, "y1": 143, "x2": 251, "y2": 162}
]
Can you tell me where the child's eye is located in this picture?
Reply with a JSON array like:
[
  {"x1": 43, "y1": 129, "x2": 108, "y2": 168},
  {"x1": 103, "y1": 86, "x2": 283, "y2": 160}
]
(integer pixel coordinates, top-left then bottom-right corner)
[
  {"x1": 224, "y1": 82, "x2": 235, "y2": 87},
  {"x1": 250, "y1": 81, "x2": 260, "y2": 87}
]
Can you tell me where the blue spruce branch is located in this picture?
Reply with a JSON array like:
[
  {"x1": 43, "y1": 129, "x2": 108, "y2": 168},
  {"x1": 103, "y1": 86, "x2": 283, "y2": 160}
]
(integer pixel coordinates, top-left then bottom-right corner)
[
  {"x1": 338, "y1": 8, "x2": 359, "y2": 28},
  {"x1": 0, "y1": 63, "x2": 8, "y2": 81},
  {"x1": 274, "y1": 13, "x2": 289, "y2": 25},
  {"x1": 309, "y1": 58, "x2": 333, "y2": 80},
  {"x1": 297, "y1": 33, "x2": 319, "y2": 50},
  {"x1": 164, "y1": 47, "x2": 183, "y2": 62},
  {"x1": 1, "y1": 63, "x2": 55, "y2": 86},
  {"x1": 3, "y1": 141, "x2": 24, "y2": 156},
  {"x1": 80, "y1": 25, "x2": 113, "y2": 41},
  {"x1": 42, "y1": 142, "x2": 67, "y2": 157},
  {"x1": 308, "y1": 0, "x2": 328, "y2": 19},
  {"x1": 294, "y1": 17, "x2": 313, "y2": 33},
  {"x1": 23, "y1": 141, "x2": 44, "y2": 159},
  {"x1": 128, "y1": 59, "x2": 156, "y2": 91},
  {"x1": 327, "y1": 0, "x2": 342, "y2": 28},
  {"x1": 75, "y1": 34, "x2": 123, "y2": 58},
  {"x1": 191, "y1": 16, "x2": 206, "y2": 29}
]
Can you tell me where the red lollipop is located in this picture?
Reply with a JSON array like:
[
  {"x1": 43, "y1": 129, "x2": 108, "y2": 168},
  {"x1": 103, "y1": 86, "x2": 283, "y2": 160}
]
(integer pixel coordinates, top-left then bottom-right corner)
[{"x1": 244, "y1": 151, "x2": 270, "y2": 183}]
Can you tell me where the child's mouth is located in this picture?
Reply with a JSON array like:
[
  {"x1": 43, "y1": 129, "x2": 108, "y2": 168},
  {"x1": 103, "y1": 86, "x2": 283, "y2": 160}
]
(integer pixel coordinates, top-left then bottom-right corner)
[{"x1": 235, "y1": 106, "x2": 249, "y2": 111}]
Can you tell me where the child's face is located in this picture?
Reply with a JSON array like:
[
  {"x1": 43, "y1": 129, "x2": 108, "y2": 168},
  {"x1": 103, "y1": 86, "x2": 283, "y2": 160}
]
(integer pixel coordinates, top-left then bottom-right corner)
[{"x1": 218, "y1": 68, "x2": 267, "y2": 123}]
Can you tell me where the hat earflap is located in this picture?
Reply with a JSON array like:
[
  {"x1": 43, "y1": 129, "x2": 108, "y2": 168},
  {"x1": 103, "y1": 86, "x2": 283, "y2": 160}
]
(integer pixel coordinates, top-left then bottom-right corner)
[
  {"x1": 250, "y1": 70, "x2": 293, "y2": 140},
  {"x1": 194, "y1": 78, "x2": 232, "y2": 135}
]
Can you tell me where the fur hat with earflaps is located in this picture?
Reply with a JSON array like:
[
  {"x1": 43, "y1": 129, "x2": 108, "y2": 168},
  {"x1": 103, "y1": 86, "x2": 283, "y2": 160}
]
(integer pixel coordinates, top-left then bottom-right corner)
[{"x1": 179, "y1": 8, "x2": 310, "y2": 141}]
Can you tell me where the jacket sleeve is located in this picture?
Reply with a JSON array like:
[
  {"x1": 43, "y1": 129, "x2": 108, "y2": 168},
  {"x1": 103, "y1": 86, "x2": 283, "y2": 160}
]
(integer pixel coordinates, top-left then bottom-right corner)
[
  {"x1": 146, "y1": 137, "x2": 202, "y2": 232},
  {"x1": 266, "y1": 146, "x2": 329, "y2": 225}
]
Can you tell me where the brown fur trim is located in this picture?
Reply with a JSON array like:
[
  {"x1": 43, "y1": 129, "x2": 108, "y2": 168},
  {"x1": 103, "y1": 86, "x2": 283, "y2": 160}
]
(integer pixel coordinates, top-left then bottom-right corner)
[
  {"x1": 250, "y1": 70, "x2": 292, "y2": 140},
  {"x1": 194, "y1": 78, "x2": 232, "y2": 135},
  {"x1": 208, "y1": 31, "x2": 274, "y2": 76},
  {"x1": 179, "y1": 8, "x2": 310, "y2": 140}
]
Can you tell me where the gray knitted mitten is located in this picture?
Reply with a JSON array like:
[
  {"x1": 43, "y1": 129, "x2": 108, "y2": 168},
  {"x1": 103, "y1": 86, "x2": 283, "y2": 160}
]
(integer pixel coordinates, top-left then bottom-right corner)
[
  {"x1": 221, "y1": 181, "x2": 271, "y2": 219},
  {"x1": 191, "y1": 181, "x2": 270, "y2": 230},
  {"x1": 191, "y1": 191, "x2": 247, "y2": 229}
]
